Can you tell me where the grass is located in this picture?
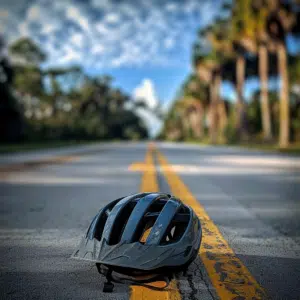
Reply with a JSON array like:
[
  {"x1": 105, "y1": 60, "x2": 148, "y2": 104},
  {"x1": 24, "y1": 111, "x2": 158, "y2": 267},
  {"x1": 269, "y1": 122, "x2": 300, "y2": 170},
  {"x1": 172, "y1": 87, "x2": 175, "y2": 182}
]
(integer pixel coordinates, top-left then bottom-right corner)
[
  {"x1": 185, "y1": 139, "x2": 300, "y2": 155},
  {"x1": 238, "y1": 142, "x2": 300, "y2": 155},
  {"x1": 0, "y1": 140, "x2": 98, "y2": 154}
]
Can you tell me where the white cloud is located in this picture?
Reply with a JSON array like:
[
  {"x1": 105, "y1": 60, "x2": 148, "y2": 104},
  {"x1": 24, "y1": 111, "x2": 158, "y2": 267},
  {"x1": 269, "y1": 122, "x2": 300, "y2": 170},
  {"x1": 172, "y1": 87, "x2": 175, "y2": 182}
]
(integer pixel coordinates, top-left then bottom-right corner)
[
  {"x1": 165, "y1": 3, "x2": 178, "y2": 12},
  {"x1": 95, "y1": 22, "x2": 110, "y2": 35},
  {"x1": 92, "y1": 44, "x2": 105, "y2": 54},
  {"x1": 59, "y1": 46, "x2": 80, "y2": 64},
  {"x1": 2, "y1": 0, "x2": 220, "y2": 68},
  {"x1": 66, "y1": 6, "x2": 89, "y2": 32},
  {"x1": 136, "y1": 109, "x2": 161, "y2": 137},
  {"x1": 184, "y1": 1, "x2": 198, "y2": 13},
  {"x1": 133, "y1": 79, "x2": 161, "y2": 137},
  {"x1": 27, "y1": 5, "x2": 40, "y2": 21},
  {"x1": 120, "y1": 4, "x2": 138, "y2": 18},
  {"x1": 53, "y1": 2, "x2": 67, "y2": 12},
  {"x1": 18, "y1": 21, "x2": 30, "y2": 37},
  {"x1": 111, "y1": 53, "x2": 131, "y2": 67},
  {"x1": 164, "y1": 37, "x2": 175, "y2": 49},
  {"x1": 133, "y1": 79, "x2": 158, "y2": 109},
  {"x1": 42, "y1": 23, "x2": 56, "y2": 34},
  {"x1": 90, "y1": 0, "x2": 111, "y2": 10},
  {"x1": 70, "y1": 33, "x2": 83, "y2": 48},
  {"x1": 105, "y1": 13, "x2": 120, "y2": 24}
]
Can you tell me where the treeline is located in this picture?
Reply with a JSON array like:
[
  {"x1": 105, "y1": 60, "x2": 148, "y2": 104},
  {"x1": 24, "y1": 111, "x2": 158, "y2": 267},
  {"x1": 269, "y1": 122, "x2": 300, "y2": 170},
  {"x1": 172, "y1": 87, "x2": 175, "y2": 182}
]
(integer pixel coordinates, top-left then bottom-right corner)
[
  {"x1": 0, "y1": 37, "x2": 148, "y2": 143},
  {"x1": 160, "y1": 0, "x2": 300, "y2": 148}
]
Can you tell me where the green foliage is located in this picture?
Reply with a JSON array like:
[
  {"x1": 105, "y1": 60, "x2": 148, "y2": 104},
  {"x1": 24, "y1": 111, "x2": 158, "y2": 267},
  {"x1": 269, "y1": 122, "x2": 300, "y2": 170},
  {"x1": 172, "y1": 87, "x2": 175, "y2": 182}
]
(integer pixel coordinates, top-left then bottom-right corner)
[
  {"x1": 290, "y1": 55, "x2": 300, "y2": 85},
  {"x1": 181, "y1": 74, "x2": 209, "y2": 105},
  {"x1": 224, "y1": 123, "x2": 239, "y2": 144},
  {"x1": 247, "y1": 95, "x2": 262, "y2": 135},
  {"x1": 224, "y1": 105, "x2": 239, "y2": 144},
  {"x1": 0, "y1": 38, "x2": 24, "y2": 142},
  {"x1": 9, "y1": 37, "x2": 46, "y2": 65},
  {"x1": 1, "y1": 37, "x2": 149, "y2": 143},
  {"x1": 162, "y1": 0, "x2": 300, "y2": 147},
  {"x1": 13, "y1": 65, "x2": 44, "y2": 96}
]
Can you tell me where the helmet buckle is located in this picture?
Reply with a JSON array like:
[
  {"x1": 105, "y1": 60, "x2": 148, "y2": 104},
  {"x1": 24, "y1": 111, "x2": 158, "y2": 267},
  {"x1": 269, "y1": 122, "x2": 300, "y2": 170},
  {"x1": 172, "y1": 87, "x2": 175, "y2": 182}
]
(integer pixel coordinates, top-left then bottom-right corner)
[
  {"x1": 103, "y1": 281, "x2": 114, "y2": 293},
  {"x1": 102, "y1": 267, "x2": 114, "y2": 292}
]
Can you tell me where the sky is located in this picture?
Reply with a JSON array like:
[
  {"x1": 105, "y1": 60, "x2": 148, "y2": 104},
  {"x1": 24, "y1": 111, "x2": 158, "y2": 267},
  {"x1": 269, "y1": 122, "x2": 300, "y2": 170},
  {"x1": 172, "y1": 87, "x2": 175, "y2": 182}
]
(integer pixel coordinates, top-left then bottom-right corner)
[
  {"x1": 2, "y1": 0, "x2": 297, "y2": 135},
  {"x1": 0, "y1": 0, "x2": 225, "y2": 135}
]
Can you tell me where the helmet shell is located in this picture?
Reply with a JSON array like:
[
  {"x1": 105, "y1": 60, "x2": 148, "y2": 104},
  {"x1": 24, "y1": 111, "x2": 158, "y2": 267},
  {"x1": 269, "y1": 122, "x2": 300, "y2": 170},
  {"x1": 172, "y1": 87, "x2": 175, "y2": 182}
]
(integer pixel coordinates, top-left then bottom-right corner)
[{"x1": 72, "y1": 193, "x2": 202, "y2": 272}]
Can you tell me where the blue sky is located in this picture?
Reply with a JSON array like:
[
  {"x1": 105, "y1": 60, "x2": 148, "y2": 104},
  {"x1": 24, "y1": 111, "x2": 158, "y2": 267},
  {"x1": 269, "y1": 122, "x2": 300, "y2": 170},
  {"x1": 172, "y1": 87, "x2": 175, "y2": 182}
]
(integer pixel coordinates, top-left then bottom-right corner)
[
  {"x1": 87, "y1": 65, "x2": 192, "y2": 104},
  {"x1": 0, "y1": 0, "x2": 222, "y2": 107}
]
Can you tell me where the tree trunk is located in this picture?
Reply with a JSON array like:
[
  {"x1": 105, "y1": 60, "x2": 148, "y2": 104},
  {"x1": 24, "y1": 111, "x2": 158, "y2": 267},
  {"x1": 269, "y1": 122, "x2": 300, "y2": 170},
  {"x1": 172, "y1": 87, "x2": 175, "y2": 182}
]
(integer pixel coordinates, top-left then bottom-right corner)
[
  {"x1": 209, "y1": 78, "x2": 218, "y2": 144},
  {"x1": 218, "y1": 101, "x2": 227, "y2": 143},
  {"x1": 182, "y1": 112, "x2": 190, "y2": 139},
  {"x1": 196, "y1": 103, "x2": 204, "y2": 139},
  {"x1": 259, "y1": 43, "x2": 272, "y2": 141},
  {"x1": 236, "y1": 55, "x2": 247, "y2": 140},
  {"x1": 188, "y1": 110, "x2": 196, "y2": 138},
  {"x1": 50, "y1": 74, "x2": 58, "y2": 116},
  {"x1": 277, "y1": 42, "x2": 289, "y2": 148},
  {"x1": 215, "y1": 74, "x2": 227, "y2": 143},
  {"x1": 189, "y1": 103, "x2": 204, "y2": 139}
]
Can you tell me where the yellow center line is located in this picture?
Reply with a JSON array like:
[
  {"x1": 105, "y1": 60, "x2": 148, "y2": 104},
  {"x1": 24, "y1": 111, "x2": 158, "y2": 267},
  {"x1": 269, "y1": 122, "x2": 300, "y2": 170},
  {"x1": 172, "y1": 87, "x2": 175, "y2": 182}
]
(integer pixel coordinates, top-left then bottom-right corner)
[
  {"x1": 130, "y1": 143, "x2": 181, "y2": 300},
  {"x1": 155, "y1": 148, "x2": 268, "y2": 300}
]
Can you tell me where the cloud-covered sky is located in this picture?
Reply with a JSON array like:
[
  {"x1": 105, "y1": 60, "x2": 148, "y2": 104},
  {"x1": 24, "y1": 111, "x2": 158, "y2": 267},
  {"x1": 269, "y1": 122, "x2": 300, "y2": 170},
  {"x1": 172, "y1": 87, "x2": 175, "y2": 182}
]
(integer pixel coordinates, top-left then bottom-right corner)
[
  {"x1": 0, "y1": 0, "x2": 222, "y2": 134},
  {"x1": 0, "y1": 0, "x2": 221, "y2": 68}
]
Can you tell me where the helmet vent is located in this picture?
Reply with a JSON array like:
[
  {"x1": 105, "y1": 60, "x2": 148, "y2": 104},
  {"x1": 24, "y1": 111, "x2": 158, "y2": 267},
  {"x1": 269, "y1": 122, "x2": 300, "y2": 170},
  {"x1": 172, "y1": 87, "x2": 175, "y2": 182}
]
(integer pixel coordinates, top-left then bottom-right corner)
[
  {"x1": 139, "y1": 221, "x2": 155, "y2": 243},
  {"x1": 108, "y1": 201, "x2": 137, "y2": 245},
  {"x1": 86, "y1": 212, "x2": 108, "y2": 241},
  {"x1": 87, "y1": 197, "x2": 125, "y2": 241},
  {"x1": 94, "y1": 212, "x2": 108, "y2": 241},
  {"x1": 132, "y1": 197, "x2": 168, "y2": 244},
  {"x1": 160, "y1": 208, "x2": 190, "y2": 245}
]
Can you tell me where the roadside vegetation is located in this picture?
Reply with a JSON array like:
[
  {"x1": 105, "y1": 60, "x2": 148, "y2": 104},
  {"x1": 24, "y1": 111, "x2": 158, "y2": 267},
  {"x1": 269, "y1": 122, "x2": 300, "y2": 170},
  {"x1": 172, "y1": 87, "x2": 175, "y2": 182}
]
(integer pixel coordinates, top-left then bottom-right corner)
[
  {"x1": 0, "y1": 140, "x2": 99, "y2": 154},
  {"x1": 0, "y1": 37, "x2": 149, "y2": 147},
  {"x1": 160, "y1": 0, "x2": 300, "y2": 152}
]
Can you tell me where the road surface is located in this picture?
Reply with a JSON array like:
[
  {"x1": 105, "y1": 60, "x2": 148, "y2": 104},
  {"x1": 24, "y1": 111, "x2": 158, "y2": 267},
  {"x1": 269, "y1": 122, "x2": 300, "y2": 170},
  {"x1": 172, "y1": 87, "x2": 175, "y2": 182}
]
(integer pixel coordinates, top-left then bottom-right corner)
[{"x1": 0, "y1": 142, "x2": 299, "y2": 299}]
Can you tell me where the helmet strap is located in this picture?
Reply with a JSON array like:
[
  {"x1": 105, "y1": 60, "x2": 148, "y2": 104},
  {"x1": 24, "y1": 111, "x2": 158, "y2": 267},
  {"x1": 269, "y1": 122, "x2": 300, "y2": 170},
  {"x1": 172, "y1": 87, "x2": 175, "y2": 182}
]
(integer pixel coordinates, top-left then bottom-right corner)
[
  {"x1": 96, "y1": 263, "x2": 173, "y2": 292},
  {"x1": 96, "y1": 263, "x2": 115, "y2": 293}
]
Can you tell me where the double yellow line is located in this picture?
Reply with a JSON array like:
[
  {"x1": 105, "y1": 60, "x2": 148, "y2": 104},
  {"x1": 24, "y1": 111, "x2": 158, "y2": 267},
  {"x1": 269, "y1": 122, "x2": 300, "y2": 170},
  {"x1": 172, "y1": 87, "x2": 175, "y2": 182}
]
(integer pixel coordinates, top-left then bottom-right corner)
[
  {"x1": 130, "y1": 143, "x2": 267, "y2": 300},
  {"x1": 130, "y1": 143, "x2": 180, "y2": 300}
]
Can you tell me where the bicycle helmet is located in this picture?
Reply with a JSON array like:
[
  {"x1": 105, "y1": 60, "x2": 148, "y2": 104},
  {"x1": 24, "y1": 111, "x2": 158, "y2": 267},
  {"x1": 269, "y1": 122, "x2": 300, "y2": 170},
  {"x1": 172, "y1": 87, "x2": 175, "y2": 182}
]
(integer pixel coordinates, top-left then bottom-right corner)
[{"x1": 72, "y1": 192, "x2": 202, "y2": 292}]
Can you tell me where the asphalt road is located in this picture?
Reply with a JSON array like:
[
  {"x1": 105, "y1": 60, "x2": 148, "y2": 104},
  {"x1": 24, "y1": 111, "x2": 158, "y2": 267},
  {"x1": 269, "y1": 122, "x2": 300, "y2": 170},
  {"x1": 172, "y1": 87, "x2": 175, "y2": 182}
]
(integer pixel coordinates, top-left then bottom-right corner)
[{"x1": 0, "y1": 142, "x2": 299, "y2": 300}]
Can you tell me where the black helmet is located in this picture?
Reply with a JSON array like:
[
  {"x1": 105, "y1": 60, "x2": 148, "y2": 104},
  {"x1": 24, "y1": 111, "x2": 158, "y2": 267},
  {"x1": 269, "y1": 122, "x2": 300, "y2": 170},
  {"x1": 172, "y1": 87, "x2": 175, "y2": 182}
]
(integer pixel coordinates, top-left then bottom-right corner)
[{"x1": 72, "y1": 192, "x2": 202, "y2": 292}]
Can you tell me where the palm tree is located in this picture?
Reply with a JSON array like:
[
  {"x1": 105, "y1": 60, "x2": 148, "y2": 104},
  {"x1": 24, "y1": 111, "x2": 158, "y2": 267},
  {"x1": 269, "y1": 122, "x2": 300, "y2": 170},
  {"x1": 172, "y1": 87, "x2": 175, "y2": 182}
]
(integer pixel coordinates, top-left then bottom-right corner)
[
  {"x1": 266, "y1": 0, "x2": 299, "y2": 148},
  {"x1": 199, "y1": 19, "x2": 239, "y2": 143},
  {"x1": 251, "y1": 2, "x2": 274, "y2": 141},
  {"x1": 229, "y1": 1, "x2": 254, "y2": 140},
  {"x1": 258, "y1": 40, "x2": 273, "y2": 140},
  {"x1": 200, "y1": 7, "x2": 259, "y2": 143},
  {"x1": 193, "y1": 53, "x2": 220, "y2": 143},
  {"x1": 160, "y1": 100, "x2": 185, "y2": 141},
  {"x1": 182, "y1": 75, "x2": 209, "y2": 139},
  {"x1": 223, "y1": 0, "x2": 272, "y2": 141},
  {"x1": 230, "y1": 0, "x2": 290, "y2": 142},
  {"x1": 183, "y1": 97, "x2": 205, "y2": 139}
]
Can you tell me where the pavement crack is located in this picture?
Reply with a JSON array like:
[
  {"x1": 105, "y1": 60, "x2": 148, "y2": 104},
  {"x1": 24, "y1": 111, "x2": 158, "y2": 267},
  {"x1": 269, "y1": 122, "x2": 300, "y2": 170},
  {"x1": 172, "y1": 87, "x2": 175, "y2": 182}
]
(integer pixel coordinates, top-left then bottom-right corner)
[
  {"x1": 186, "y1": 272, "x2": 198, "y2": 300},
  {"x1": 194, "y1": 259, "x2": 217, "y2": 300}
]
